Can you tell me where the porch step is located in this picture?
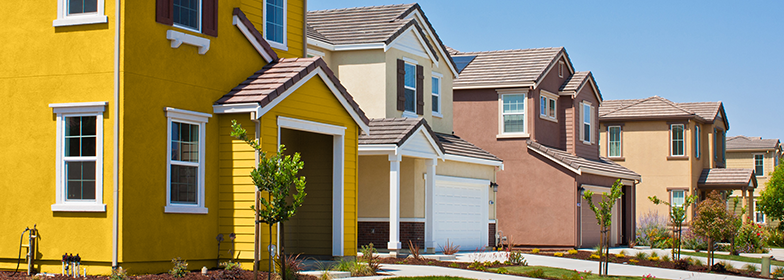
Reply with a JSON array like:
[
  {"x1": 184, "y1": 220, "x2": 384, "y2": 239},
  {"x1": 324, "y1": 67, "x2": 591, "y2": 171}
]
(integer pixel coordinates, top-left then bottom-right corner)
[{"x1": 299, "y1": 270, "x2": 351, "y2": 279}]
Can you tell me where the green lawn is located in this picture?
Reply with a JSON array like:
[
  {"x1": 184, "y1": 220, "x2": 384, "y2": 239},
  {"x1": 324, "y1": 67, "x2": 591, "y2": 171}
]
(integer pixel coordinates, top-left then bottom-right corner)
[
  {"x1": 491, "y1": 266, "x2": 655, "y2": 280},
  {"x1": 385, "y1": 277, "x2": 476, "y2": 280},
  {"x1": 679, "y1": 251, "x2": 784, "y2": 266}
]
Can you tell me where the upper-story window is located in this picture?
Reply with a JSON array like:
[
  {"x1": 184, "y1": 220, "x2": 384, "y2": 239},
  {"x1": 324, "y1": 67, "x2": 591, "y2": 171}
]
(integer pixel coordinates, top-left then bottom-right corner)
[
  {"x1": 165, "y1": 108, "x2": 211, "y2": 214},
  {"x1": 558, "y1": 61, "x2": 565, "y2": 78},
  {"x1": 608, "y1": 126, "x2": 622, "y2": 158},
  {"x1": 581, "y1": 102, "x2": 593, "y2": 144},
  {"x1": 396, "y1": 59, "x2": 424, "y2": 117},
  {"x1": 695, "y1": 125, "x2": 701, "y2": 159},
  {"x1": 714, "y1": 128, "x2": 726, "y2": 164},
  {"x1": 54, "y1": 0, "x2": 108, "y2": 27},
  {"x1": 431, "y1": 75, "x2": 442, "y2": 117},
  {"x1": 50, "y1": 102, "x2": 107, "y2": 212},
  {"x1": 265, "y1": 0, "x2": 287, "y2": 48},
  {"x1": 670, "y1": 124, "x2": 685, "y2": 156},
  {"x1": 539, "y1": 91, "x2": 557, "y2": 122},
  {"x1": 501, "y1": 94, "x2": 526, "y2": 134},
  {"x1": 156, "y1": 0, "x2": 218, "y2": 37},
  {"x1": 404, "y1": 63, "x2": 417, "y2": 113},
  {"x1": 755, "y1": 154, "x2": 764, "y2": 176}
]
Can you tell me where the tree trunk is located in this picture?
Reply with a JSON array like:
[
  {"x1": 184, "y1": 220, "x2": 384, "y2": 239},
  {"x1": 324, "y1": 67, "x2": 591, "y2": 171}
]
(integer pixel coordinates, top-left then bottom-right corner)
[
  {"x1": 280, "y1": 223, "x2": 286, "y2": 280},
  {"x1": 605, "y1": 227, "x2": 610, "y2": 275},
  {"x1": 598, "y1": 225, "x2": 604, "y2": 276}
]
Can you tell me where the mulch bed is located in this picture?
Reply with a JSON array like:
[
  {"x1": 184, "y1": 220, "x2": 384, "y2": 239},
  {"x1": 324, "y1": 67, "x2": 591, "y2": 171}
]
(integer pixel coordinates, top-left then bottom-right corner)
[{"x1": 0, "y1": 270, "x2": 317, "y2": 280}]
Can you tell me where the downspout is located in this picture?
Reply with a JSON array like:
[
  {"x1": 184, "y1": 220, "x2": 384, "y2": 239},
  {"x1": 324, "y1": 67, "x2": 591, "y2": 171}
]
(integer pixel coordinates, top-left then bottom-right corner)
[
  {"x1": 251, "y1": 113, "x2": 261, "y2": 272},
  {"x1": 112, "y1": 0, "x2": 121, "y2": 268}
]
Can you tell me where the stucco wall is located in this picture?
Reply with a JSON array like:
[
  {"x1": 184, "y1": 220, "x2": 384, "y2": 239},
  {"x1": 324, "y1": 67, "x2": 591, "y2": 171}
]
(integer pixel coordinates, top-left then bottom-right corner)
[{"x1": 330, "y1": 49, "x2": 387, "y2": 119}]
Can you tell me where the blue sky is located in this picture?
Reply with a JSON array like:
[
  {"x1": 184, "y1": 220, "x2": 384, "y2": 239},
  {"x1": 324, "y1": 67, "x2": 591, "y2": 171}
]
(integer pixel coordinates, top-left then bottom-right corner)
[{"x1": 309, "y1": 1, "x2": 783, "y2": 139}]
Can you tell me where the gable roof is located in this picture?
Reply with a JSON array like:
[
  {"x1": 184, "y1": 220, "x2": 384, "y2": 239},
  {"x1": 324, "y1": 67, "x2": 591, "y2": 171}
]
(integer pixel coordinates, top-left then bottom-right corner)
[
  {"x1": 698, "y1": 168, "x2": 757, "y2": 188},
  {"x1": 232, "y1": 8, "x2": 278, "y2": 63},
  {"x1": 307, "y1": 3, "x2": 458, "y2": 77},
  {"x1": 527, "y1": 140, "x2": 641, "y2": 181},
  {"x1": 559, "y1": 71, "x2": 602, "y2": 102},
  {"x1": 435, "y1": 133, "x2": 501, "y2": 162},
  {"x1": 213, "y1": 57, "x2": 370, "y2": 132},
  {"x1": 599, "y1": 96, "x2": 728, "y2": 129},
  {"x1": 726, "y1": 136, "x2": 781, "y2": 151},
  {"x1": 452, "y1": 47, "x2": 572, "y2": 89}
]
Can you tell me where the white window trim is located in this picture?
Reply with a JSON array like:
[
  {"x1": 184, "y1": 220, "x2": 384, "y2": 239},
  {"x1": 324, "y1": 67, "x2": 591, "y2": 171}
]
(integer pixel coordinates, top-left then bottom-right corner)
[
  {"x1": 403, "y1": 61, "x2": 417, "y2": 116},
  {"x1": 165, "y1": 107, "x2": 211, "y2": 214},
  {"x1": 431, "y1": 74, "x2": 442, "y2": 118},
  {"x1": 608, "y1": 125, "x2": 622, "y2": 158},
  {"x1": 670, "y1": 124, "x2": 686, "y2": 157},
  {"x1": 754, "y1": 153, "x2": 765, "y2": 176},
  {"x1": 539, "y1": 90, "x2": 558, "y2": 122},
  {"x1": 754, "y1": 200, "x2": 766, "y2": 224},
  {"x1": 498, "y1": 92, "x2": 528, "y2": 137},
  {"x1": 671, "y1": 189, "x2": 686, "y2": 208},
  {"x1": 264, "y1": 0, "x2": 288, "y2": 51},
  {"x1": 50, "y1": 102, "x2": 108, "y2": 212},
  {"x1": 171, "y1": 0, "x2": 203, "y2": 33},
  {"x1": 581, "y1": 101, "x2": 593, "y2": 144},
  {"x1": 695, "y1": 125, "x2": 701, "y2": 159},
  {"x1": 558, "y1": 61, "x2": 565, "y2": 78},
  {"x1": 53, "y1": 0, "x2": 108, "y2": 27}
]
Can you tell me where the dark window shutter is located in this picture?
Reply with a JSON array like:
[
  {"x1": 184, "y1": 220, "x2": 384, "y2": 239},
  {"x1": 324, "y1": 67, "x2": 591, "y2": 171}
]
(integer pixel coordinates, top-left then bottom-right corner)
[
  {"x1": 156, "y1": 0, "x2": 174, "y2": 25},
  {"x1": 397, "y1": 59, "x2": 405, "y2": 111},
  {"x1": 416, "y1": 65, "x2": 424, "y2": 115},
  {"x1": 202, "y1": 0, "x2": 218, "y2": 37}
]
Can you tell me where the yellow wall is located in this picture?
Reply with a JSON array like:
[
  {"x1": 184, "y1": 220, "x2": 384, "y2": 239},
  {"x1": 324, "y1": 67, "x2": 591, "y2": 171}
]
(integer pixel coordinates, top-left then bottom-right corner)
[
  {"x1": 0, "y1": 1, "x2": 117, "y2": 274},
  {"x1": 240, "y1": 0, "x2": 305, "y2": 58}
]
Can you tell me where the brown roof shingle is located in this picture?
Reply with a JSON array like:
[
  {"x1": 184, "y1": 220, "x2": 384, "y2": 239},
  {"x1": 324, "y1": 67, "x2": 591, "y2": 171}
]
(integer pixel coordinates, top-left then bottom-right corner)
[
  {"x1": 599, "y1": 96, "x2": 725, "y2": 127},
  {"x1": 215, "y1": 57, "x2": 369, "y2": 126},
  {"x1": 436, "y1": 133, "x2": 501, "y2": 162},
  {"x1": 698, "y1": 168, "x2": 757, "y2": 188},
  {"x1": 453, "y1": 48, "x2": 565, "y2": 88},
  {"x1": 527, "y1": 140, "x2": 641, "y2": 180},
  {"x1": 726, "y1": 136, "x2": 781, "y2": 151}
]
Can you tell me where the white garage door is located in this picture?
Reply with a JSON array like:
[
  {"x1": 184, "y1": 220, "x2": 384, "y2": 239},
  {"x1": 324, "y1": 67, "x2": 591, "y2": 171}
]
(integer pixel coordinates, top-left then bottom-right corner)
[{"x1": 433, "y1": 175, "x2": 489, "y2": 252}]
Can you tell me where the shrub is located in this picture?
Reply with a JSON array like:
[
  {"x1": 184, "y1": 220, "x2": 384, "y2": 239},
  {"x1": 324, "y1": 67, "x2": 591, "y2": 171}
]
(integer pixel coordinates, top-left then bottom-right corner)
[
  {"x1": 532, "y1": 248, "x2": 540, "y2": 254},
  {"x1": 110, "y1": 267, "x2": 127, "y2": 280},
  {"x1": 561, "y1": 270, "x2": 590, "y2": 280},
  {"x1": 359, "y1": 243, "x2": 377, "y2": 262},
  {"x1": 408, "y1": 240, "x2": 421, "y2": 260},
  {"x1": 554, "y1": 252, "x2": 564, "y2": 257},
  {"x1": 635, "y1": 251, "x2": 648, "y2": 260},
  {"x1": 711, "y1": 262, "x2": 727, "y2": 273},
  {"x1": 468, "y1": 261, "x2": 486, "y2": 271},
  {"x1": 332, "y1": 259, "x2": 374, "y2": 277},
  {"x1": 439, "y1": 239, "x2": 460, "y2": 255},
  {"x1": 636, "y1": 211, "x2": 670, "y2": 247},
  {"x1": 719, "y1": 261, "x2": 734, "y2": 271},
  {"x1": 773, "y1": 266, "x2": 784, "y2": 278},
  {"x1": 735, "y1": 222, "x2": 768, "y2": 253},
  {"x1": 629, "y1": 259, "x2": 639, "y2": 265},
  {"x1": 681, "y1": 228, "x2": 708, "y2": 251},
  {"x1": 616, "y1": 252, "x2": 625, "y2": 258},
  {"x1": 509, "y1": 251, "x2": 527, "y2": 266},
  {"x1": 648, "y1": 256, "x2": 660, "y2": 262},
  {"x1": 768, "y1": 227, "x2": 784, "y2": 247},
  {"x1": 169, "y1": 258, "x2": 188, "y2": 278},
  {"x1": 744, "y1": 264, "x2": 758, "y2": 273},
  {"x1": 568, "y1": 249, "x2": 578, "y2": 255},
  {"x1": 693, "y1": 258, "x2": 704, "y2": 267},
  {"x1": 526, "y1": 268, "x2": 545, "y2": 278},
  {"x1": 275, "y1": 253, "x2": 304, "y2": 279},
  {"x1": 590, "y1": 254, "x2": 600, "y2": 259},
  {"x1": 448, "y1": 263, "x2": 459, "y2": 268},
  {"x1": 216, "y1": 262, "x2": 243, "y2": 280},
  {"x1": 661, "y1": 254, "x2": 670, "y2": 262},
  {"x1": 673, "y1": 259, "x2": 689, "y2": 270},
  {"x1": 496, "y1": 267, "x2": 508, "y2": 274}
]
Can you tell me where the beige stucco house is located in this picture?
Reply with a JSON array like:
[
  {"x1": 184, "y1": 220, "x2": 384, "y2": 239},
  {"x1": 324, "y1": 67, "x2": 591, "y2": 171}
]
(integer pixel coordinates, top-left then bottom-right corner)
[
  {"x1": 306, "y1": 4, "x2": 503, "y2": 255},
  {"x1": 726, "y1": 136, "x2": 783, "y2": 224},
  {"x1": 599, "y1": 96, "x2": 757, "y2": 222}
]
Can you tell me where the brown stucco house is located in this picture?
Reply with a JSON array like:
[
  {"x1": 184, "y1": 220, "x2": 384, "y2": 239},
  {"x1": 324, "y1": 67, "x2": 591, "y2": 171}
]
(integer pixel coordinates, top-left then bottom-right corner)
[
  {"x1": 451, "y1": 48, "x2": 641, "y2": 248},
  {"x1": 598, "y1": 96, "x2": 758, "y2": 223}
]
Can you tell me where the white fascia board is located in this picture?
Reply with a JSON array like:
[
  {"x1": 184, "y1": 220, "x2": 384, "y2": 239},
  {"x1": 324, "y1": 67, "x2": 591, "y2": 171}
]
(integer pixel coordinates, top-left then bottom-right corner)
[
  {"x1": 398, "y1": 125, "x2": 444, "y2": 158},
  {"x1": 165, "y1": 107, "x2": 212, "y2": 123},
  {"x1": 526, "y1": 143, "x2": 581, "y2": 175},
  {"x1": 307, "y1": 38, "x2": 335, "y2": 50},
  {"x1": 212, "y1": 103, "x2": 261, "y2": 115},
  {"x1": 399, "y1": 150, "x2": 440, "y2": 160},
  {"x1": 454, "y1": 83, "x2": 535, "y2": 90},
  {"x1": 358, "y1": 144, "x2": 398, "y2": 156},
  {"x1": 278, "y1": 116, "x2": 346, "y2": 136},
  {"x1": 334, "y1": 43, "x2": 386, "y2": 51},
  {"x1": 233, "y1": 16, "x2": 274, "y2": 63},
  {"x1": 580, "y1": 167, "x2": 641, "y2": 182},
  {"x1": 50, "y1": 101, "x2": 108, "y2": 113},
  {"x1": 386, "y1": 25, "x2": 439, "y2": 68},
  {"x1": 404, "y1": 10, "x2": 459, "y2": 78},
  {"x1": 444, "y1": 154, "x2": 504, "y2": 169}
]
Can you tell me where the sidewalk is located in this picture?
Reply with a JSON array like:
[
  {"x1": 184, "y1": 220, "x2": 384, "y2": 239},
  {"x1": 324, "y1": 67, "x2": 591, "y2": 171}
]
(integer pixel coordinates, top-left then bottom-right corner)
[{"x1": 599, "y1": 247, "x2": 783, "y2": 270}]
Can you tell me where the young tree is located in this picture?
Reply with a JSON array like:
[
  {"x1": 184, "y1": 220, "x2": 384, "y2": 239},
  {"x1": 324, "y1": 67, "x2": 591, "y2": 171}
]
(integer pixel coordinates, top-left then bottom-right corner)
[
  {"x1": 231, "y1": 120, "x2": 307, "y2": 280},
  {"x1": 692, "y1": 190, "x2": 738, "y2": 269},
  {"x1": 758, "y1": 163, "x2": 784, "y2": 230},
  {"x1": 582, "y1": 179, "x2": 624, "y2": 276},
  {"x1": 648, "y1": 194, "x2": 697, "y2": 260}
]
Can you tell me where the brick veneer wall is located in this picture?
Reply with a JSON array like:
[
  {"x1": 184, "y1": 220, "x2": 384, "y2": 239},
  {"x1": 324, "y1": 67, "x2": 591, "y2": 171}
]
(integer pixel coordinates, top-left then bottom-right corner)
[
  {"x1": 489, "y1": 223, "x2": 496, "y2": 247},
  {"x1": 358, "y1": 221, "x2": 425, "y2": 249}
]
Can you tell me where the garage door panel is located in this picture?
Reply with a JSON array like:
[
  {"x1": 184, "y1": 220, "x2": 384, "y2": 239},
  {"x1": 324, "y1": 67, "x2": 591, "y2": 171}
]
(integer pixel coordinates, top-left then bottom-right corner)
[{"x1": 433, "y1": 176, "x2": 489, "y2": 252}]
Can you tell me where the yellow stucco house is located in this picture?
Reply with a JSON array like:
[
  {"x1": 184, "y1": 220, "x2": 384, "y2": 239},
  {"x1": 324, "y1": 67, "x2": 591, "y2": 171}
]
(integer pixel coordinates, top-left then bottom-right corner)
[
  {"x1": 726, "y1": 136, "x2": 783, "y2": 224},
  {"x1": 307, "y1": 4, "x2": 503, "y2": 255},
  {"x1": 599, "y1": 96, "x2": 757, "y2": 223},
  {"x1": 0, "y1": 0, "x2": 369, "y2": 275}
]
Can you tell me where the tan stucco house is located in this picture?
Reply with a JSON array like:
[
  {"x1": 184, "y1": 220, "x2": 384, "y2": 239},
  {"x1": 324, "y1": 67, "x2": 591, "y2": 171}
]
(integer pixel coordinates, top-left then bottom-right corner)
[
  {"x1": 599, "y1": 96, "x2": 758, "y2": 222},
  {"x1": 306, "y1": 4, "x2": 503, "y2": 255},
  {"x1": 726, "y1": 136, "x2": 783, "y2": 224},
  {"x1": 451, "y1": 47, "x2": 641, "y2": 248}
]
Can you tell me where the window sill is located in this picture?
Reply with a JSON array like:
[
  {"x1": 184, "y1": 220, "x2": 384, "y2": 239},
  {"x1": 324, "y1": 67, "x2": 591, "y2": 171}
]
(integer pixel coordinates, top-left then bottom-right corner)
[
  {"x1": 268, "y1": 40, "x2": 288, "y2": 52},
  {"x1": 166, "y1": 30, "x2": 211, "y2": 55},
  {"x1": 53, "y1": 15, "x2": 108, "y2": 27},
  {"x1": 608, "y1": 157, "x2": 625, "y2": 161},
  {"x1": 497, "y1": 133, "x2": 530, "y2": 139},
  {"x1": 667, "y1": 156, "x2": 689, "y2": 160},
  {"x1": 581, "y1": 140, "x2": 592, "y2": 145},
  {"x1": 432, "y1": 112, "x2": 443, "y2": 118},
  {"x1": 539, "y1": 115, "x2": 558, "y2": 123},
  {"x1": 165, "y1": 205, "x2": 209, "y2": 214},
  {"x1": 51, "y1": 203, "x2": 106, "y2": 212},
  {"x1": 402, "y1": 111, "x2": 419, "y2": 118}
]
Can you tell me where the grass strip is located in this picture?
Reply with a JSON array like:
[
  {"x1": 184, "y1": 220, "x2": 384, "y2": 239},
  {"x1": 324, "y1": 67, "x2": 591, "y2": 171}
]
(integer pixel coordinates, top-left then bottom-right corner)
[
  {"x1": 679, "y1": 251, "x2": 784, "y2": 266},
  {"x1": 491, "y1": 265, "x2": 654, "y2": 280},
  {"x1": 385, "y1": 277, "x2": 477, "y2": 280}
]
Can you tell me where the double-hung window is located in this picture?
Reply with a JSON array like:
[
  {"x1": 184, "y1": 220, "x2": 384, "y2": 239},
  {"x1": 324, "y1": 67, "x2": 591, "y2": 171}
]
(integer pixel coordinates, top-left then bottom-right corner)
[
  {"x1": 155, "y1": 0, "x2": 218, "y2": 37},
  {"x1": 608, "y1": 126, "x2": 622, "y2": 158},
  {"x1": 54, "y1": 0, "x2": 108, "y2": 27},
  {"x1": 670, "y1": 124, "x2": 685, "y2": 156},
  {"x1": 539, "y1": 91, "x2": 557, "y2": 121},
  {"x1": 173, "y1": 0, "x2": 201, "y2": 31},
  {"x1": 755, "y1": 154, "x2": 764, "y2": 176},
  {"x1": 404, "y1": 63, "x2": 417, "y2": 114},
  {"x1": 671, "y1": 190, "x2": 685, "y2": 207},
  {"x1": 165, "y1": 108, "x2": 211, "y2": 214},
  {"x1": 431, "y1": 75, "x2": 442, "y2": 117},
  {"x1": 50, "y1": 102, "x2": 107, "y2": 212},
  {"x1": 695, "y1": 125, "x2": 701, "y2": 159},
  {"x1": 501, "y1": 94, "x2": 526, "y2": 134},
  {"x1": 581, "y1": 102, "x2": 593, "y2": 143},
  {"x1": 265, "y1": 0, "x2": 287, "y2": 48}
]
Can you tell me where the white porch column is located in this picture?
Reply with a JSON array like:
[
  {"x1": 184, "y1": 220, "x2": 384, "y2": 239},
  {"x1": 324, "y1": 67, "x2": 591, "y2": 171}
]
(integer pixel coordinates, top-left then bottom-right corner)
[
  {"x1": 388, "y1": 154, "x2": 402, "y2": 257},
  {"x1": 424, "y1": 159, "x2": 437, "y2": 253},
  {"x1": 748, "y1": 189, "x2": 755, "y2": 221}
]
